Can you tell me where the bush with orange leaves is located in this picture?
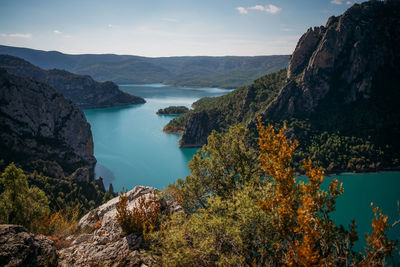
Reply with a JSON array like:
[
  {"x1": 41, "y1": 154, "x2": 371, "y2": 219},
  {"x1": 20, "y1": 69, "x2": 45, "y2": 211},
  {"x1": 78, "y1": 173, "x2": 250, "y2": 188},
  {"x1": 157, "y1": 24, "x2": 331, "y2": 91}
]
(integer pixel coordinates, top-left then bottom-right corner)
[
  {"x1": 257, "y1": 117, "x2": 397, "y2": 266},
  {"x1": 149, "y1": 121, "x2": 397, "y2": 266},
  {"x1": 116, "y1": 192, "x2": 160, "y2": 237}
]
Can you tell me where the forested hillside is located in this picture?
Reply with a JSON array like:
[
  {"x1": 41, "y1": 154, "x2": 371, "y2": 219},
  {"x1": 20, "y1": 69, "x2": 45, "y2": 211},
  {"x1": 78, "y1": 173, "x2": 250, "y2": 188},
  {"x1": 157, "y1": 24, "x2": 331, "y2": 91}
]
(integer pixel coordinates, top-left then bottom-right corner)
[{"x1": 0, "y1": 45, "x2": 289, "y2": 88}]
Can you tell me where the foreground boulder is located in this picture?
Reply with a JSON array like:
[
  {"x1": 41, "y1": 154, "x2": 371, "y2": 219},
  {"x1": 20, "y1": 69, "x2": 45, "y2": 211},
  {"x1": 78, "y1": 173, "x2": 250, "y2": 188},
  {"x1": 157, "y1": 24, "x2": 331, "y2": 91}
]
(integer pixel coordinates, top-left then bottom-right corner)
[
  {"x1": 0, "y1": 225, "x2": 57, "y2": 267},
  {"x1": 58, "y1": 186, "x2": 181, "y2": 266}
]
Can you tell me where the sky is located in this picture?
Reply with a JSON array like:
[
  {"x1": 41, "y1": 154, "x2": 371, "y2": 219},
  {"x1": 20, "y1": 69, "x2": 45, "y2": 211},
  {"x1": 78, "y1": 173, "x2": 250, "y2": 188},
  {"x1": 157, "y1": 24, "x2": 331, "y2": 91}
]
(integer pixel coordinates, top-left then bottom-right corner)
[{"x1": 0, "y1": 0, "x2": 365, "y2": 57}]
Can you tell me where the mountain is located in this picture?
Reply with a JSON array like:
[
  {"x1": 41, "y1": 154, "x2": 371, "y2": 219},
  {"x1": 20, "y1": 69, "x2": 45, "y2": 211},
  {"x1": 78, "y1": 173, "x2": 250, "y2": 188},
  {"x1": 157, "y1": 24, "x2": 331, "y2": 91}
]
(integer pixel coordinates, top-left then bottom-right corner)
[
  {"x1": 0, "y1": 68, "x2": 115, "y2": 214},
  {"x1": 166, "y1": 0, "x2": 400, "y2": 172},
  {"x1": 0, "y1": 68, "x2": 96, "y2": 178},
  {"x1": 0, "y1": 55, "x2": 145, "y2": 109},
  {"x1": 0, "y1": 45, "x2": 289, "y2": 89}
]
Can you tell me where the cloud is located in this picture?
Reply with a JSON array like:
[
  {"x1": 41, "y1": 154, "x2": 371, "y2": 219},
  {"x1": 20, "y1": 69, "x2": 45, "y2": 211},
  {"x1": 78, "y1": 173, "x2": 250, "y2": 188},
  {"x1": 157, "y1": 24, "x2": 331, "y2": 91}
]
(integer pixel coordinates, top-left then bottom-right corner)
[
  {"x1": 0, "y1": 33, "x2": 32, "y2": 38},
  {"x1": 236, "y1": 7, "x2": 248, "y2": 14},
  {"x1": 331, "y1": 0, "x2": 343, "y2": 5},
  {"x1": 265, "y1": 4, "x2": 282, "y2": 14},
  {"x1": 248, "y1": 5, "x2": 265, "y2": 11},
  {"x1": 53, "y1": 30, "x2": 62, "y2": 35},
  {"x1": 237, "y1": 4, "x2": 281, "y2": 15}
]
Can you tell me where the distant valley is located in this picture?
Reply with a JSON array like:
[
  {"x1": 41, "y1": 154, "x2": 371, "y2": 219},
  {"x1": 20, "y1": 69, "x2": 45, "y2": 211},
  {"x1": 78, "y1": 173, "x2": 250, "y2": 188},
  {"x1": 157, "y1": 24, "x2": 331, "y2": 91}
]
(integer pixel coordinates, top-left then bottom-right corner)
[{"x1": 0, "y1": 45, "x2": 289, "y2": 89}]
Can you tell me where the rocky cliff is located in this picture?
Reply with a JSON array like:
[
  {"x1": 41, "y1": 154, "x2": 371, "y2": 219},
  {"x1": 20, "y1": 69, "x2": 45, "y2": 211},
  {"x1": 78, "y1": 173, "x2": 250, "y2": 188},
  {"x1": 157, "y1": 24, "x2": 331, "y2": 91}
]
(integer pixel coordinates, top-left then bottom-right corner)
[
  {"x1": 0, "y1": 69, "x2": 95, "y2": 178},
  {"x1": 257, "y1": 0, "x2": 400, "y2": 159},
  {"x1": 179, "y1": 110, "x2": 216, "y2": 148},
  {"x1": 262, "y1": 0, "x2": 400, "y2": 125},
  {"x1": 0, "y1": 55, "x2": 145, "y2": 109}
]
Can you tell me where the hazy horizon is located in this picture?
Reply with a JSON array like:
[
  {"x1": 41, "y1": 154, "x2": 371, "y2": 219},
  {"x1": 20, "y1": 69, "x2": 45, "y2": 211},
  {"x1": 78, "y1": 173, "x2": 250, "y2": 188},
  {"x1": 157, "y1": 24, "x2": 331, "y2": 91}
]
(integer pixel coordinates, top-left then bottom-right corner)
[{"x1": 0, "y1": 43, "x2": 292, "y2": 58}]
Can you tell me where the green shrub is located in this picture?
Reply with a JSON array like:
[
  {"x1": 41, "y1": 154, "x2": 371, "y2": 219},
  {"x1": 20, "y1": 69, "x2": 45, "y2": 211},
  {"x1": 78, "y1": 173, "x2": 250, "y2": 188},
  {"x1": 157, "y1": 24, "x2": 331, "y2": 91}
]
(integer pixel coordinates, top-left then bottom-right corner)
[
  {"x1": 0, "y1": 163, "x2": 50, "y2": 231},
  {"x1": 150, "y1": 124, "x2": 397, "y2": 266}
]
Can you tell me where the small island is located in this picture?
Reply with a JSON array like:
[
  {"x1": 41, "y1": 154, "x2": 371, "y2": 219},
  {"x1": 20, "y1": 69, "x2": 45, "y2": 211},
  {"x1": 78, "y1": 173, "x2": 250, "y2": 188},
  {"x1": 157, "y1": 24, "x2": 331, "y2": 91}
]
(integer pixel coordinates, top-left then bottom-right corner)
[{"x1": 156, "y1": 106, "x2": 189, "y2": 115}]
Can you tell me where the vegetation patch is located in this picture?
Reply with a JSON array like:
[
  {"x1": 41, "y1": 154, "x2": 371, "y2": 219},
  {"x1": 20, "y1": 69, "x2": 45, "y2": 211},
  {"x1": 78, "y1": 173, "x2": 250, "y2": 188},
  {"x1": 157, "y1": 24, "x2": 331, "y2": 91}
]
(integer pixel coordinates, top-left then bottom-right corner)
[
  {"x1": 156, "y1": 106, "x2": 189, "y2": 115},
  {"x1": 148, "y1": 121, "x2": 398, "y2": 266}
]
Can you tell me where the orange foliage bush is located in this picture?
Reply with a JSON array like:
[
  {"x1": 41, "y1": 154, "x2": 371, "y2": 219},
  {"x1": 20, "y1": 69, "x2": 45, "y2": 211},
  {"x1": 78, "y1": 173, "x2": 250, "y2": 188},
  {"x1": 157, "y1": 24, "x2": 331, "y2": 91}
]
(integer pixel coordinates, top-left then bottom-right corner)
[
  {"x1": 116, "y1": 193, "x2": 160, "y2": 236},
  {"x1": 256, "y1": 117, "x2": 396, "y2": 266},
  {"x1": 257, "y1": 118, "x2": 298, "y2": 238},
  {"x1": 165, "y1": 183, "x2": 184, "y2": 205},
  {"x1": 360, "y1": 203, "x2": 397, "y2": 266}
]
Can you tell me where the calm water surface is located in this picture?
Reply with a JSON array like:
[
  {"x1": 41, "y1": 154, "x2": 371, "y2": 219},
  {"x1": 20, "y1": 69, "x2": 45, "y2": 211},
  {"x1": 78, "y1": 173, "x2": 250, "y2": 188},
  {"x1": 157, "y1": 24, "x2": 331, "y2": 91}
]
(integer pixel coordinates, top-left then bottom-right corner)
[
  {"x1": 85, "y1": 84, "x2": 399, "y2": 258},
  {"x1": 313, "y1": 172, "x2": 400, "y2": 254},
  {"x1": 84, "y1": 84, "x2": 232, "y2": 191}
]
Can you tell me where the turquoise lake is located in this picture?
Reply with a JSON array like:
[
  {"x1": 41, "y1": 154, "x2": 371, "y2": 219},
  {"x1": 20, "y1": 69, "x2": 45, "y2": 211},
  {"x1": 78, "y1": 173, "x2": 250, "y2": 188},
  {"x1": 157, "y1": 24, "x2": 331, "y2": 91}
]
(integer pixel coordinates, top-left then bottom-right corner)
[
  {"x1": 85, "y1": 84, "x2": 400, "y2": 259},
  {"x1": 84, "y1": 84, "x2": 233, "y2": 191}
]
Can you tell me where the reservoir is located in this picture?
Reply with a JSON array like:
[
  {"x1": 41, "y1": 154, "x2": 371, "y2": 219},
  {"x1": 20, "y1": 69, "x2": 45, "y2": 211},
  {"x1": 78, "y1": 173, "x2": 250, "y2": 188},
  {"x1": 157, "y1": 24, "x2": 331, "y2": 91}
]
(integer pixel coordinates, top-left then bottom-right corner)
[
  {"x1": 84, "y1": 84, "x2": 233, "y2": 191},
  {"x1": 85, "y1": 84, "x2": 399, "y2": 258}
]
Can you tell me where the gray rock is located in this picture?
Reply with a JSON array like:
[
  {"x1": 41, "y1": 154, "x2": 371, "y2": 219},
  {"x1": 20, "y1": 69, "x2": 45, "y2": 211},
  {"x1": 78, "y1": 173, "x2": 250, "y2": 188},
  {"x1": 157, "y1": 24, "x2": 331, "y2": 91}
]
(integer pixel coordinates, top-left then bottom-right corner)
[
  {"x1": 58, "y1": 186, "x2": 182, "y2": 266},
  {"x1": 0, "y1": 225, "x2": 57, "y2": 267}
]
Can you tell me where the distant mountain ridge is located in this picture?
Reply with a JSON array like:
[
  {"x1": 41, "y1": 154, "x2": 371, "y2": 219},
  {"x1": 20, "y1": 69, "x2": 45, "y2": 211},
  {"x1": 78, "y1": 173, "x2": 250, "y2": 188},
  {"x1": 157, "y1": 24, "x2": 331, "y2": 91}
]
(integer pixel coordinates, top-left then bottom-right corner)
[
  {"x1": 0, "y1": 55, "x2": 145, "y2": 108},
  {"x1": 0, "y1": 45, "x2": 289, "y2": 88}
]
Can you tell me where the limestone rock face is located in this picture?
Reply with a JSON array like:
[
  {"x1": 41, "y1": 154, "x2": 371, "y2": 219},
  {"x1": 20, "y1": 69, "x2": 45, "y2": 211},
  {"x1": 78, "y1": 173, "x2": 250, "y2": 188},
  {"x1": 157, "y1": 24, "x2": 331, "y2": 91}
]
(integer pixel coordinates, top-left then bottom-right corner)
[
  {"x1": 0, "y1": 225, "x2": 57, "y2": 267},
  {"x1": 58, "y1": 186, "x2": 182, "y2": 266},
  {"x1": 0, "y1": 69, "x2": 95, "y2": 177},
  {"x1": 263, "y1": 0, "x2": 400, "y2": 119},
  {"x1": 179, "y1": 110, "x2": 216, "y2": 148},
  {"x1": 0, "y1": 55, "x2": 145, "y2": 109},
  {"x1": 287, "y1": 26, "x2": 325, "y2": 79}
]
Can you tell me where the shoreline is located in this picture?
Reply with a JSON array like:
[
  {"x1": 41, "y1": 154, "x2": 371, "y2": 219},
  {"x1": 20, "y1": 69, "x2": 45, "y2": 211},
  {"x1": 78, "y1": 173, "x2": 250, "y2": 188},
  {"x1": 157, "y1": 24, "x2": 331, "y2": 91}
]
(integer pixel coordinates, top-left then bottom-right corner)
[{"x1": 162, "y1": 126, "x2": 400, "y2": 176}]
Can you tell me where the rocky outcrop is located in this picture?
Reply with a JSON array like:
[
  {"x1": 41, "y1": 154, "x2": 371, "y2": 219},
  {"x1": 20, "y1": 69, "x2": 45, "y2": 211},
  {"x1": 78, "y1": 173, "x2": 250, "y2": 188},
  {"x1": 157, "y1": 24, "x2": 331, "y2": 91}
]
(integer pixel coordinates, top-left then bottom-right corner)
[
  {"x1": 179, "y1": 110, "x2": 216, "y2": 148},
  {"x1": 263, "y1": 0, "x2": 400, "y2": 120},
  {"x1": 58, "y1": 186, "x2": 181, "y2": 266},
  {"x1": 0, "y1": 55, "x2": 145, "y2": 109},
  {"x1": 0, "y1": 225, "x2": 57, "y2": 267},
  {"x1": 0, "y1": 69, "x2": 95, "y2": 177}
]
